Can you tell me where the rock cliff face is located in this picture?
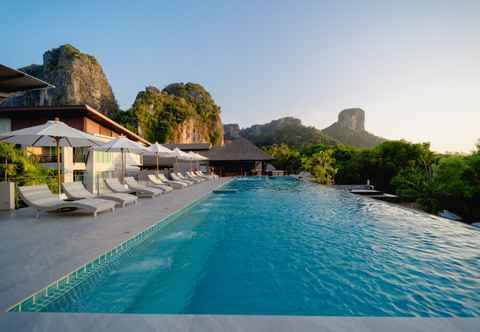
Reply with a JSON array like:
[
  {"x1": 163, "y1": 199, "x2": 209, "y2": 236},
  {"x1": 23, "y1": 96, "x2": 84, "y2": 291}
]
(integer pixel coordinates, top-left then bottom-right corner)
[
  {"x1": 237, "y1": 109, "x2": 386, "y2": 149},
  {"x1": 238, "y1": 117, "x2": 339, "y2": 149},
  {"x1": 2, "y1": 44, "x2": 119, "y2": 117},
  {"x1": 115, "y1": 84, "x2": 223, "y2": 146},
  {"x1": 337, "y1": 108, "x2": 365, "y2": 131},
  {"x1": 322, "y1": 108, "x2": 386, "y2": 148}
]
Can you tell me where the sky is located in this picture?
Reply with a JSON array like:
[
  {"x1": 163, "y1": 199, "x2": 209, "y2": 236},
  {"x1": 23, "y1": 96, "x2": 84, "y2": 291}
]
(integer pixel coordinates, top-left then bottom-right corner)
[{"x1": 2, "y1": 0, "x2": 479, "y2": 152}]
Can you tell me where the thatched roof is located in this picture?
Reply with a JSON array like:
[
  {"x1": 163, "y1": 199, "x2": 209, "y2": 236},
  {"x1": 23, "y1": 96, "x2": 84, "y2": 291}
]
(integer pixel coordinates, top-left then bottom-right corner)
[{"x1": 203, "y1": 137, "x2": 273, "y2": 161}]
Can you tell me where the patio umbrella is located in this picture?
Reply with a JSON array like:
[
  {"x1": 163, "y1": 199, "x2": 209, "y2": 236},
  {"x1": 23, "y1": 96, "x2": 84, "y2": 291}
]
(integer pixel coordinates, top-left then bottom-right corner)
[
  {"x1": 171, "y1": 148, "x2": 191, "y2": 172},
  {"x1": 0, "y1": 118, "x2": 102, "y2": 197},
  {"x1": 187, "y1": 151, "x2": 205, "y2": 170},
  {"x1": 146, "y1": 142, "x2": 175, "y2": 175},
  {"x1": 92, "y1": 136, "x2": 148, "y2": 182}
]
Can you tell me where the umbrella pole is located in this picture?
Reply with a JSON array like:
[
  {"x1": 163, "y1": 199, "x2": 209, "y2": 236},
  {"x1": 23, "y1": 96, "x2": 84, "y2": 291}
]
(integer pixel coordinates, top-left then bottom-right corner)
[
  {"x1": 55, "y1": 137, "x2": 61, "y2": 198},
  {"x1": 121, "y1": 148, "x2": 125, "y2": 183},
  {"x1": 156, "y1": 153, "x2": 159, "y2": 176}
]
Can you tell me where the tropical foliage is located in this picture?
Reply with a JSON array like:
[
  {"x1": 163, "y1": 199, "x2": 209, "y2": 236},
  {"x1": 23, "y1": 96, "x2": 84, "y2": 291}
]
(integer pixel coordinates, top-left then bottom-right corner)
[
  {"x1": 264, "y1": 144, "x2": 302, "y2": 174},
  {"x1": 0, "y1": 143, "x2": 56, "y2": 190},
  {"x1": 301, "y1": 150, "x2": 337, "y2": 184},
  {"x1": 113, "y1": 83, "x2": 223, "y2": 146}
]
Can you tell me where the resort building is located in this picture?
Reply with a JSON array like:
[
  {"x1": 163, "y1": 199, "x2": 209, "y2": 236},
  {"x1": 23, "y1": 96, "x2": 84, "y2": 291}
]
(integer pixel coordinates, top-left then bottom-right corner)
[
  {"x1": 158, "y1": 138, "x2": 274, "y2": 176},
  {"x1": 204, "y1": 137, "x2": 273, "y2": 176},
  {"x1": 0, "y1": 105, "x2": 149, "y2": 192}
]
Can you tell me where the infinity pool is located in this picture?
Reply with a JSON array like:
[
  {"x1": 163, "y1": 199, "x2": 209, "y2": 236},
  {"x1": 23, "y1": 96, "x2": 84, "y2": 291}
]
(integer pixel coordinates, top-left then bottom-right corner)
[{"x1": 44, "y1": 177, "x2": 480, "y2": 316}]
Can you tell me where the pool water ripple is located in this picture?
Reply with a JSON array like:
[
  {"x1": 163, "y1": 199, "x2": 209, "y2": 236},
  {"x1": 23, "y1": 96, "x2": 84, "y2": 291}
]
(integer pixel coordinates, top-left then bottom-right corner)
[{"x1": 42, "y1": 177, "x2": 480, "y2": 316}]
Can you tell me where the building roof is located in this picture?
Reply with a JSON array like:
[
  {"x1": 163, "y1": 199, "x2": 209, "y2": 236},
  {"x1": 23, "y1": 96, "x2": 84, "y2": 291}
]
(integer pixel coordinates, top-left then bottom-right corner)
[
  {"x1": 0, "y1": 64, "x2": 54, "y2": 101},
  {"x1": 0, "y1": 104, "x2": 149, "y2": 144},
  {"x1": 163, "y1": 143, "x2": 211, "y2": 151},
  {"x1": 203, "y1": 137, "x2": 274, "y2": 161}
]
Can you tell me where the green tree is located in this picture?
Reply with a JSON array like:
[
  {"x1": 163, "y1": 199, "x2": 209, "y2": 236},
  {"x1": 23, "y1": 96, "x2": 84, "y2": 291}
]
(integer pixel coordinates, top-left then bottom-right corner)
[
  {"x1": 392, "y1": 160, "x2": 440, "y2": 213},
  {"x1": 264, "y1": 144, "x2": 302, "y2": 174},
  {"x1": 117, "y1": 84, "x2": 223, "y2": 146},
  {"x1": 0, "y1": 143, "x2": 55, "y2": 188},
  {"x1": 301, "y1": 149, "x2": 337, "y2": 184}
]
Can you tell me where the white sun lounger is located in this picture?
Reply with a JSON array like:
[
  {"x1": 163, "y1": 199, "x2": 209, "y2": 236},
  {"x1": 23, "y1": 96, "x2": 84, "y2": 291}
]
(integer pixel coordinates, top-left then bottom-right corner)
[
  {"x1": 185, "y1": 171, "x2": 206, "y2": 182},
  {"x1": 18, "y1": 184, "x2": 116, "y2": 218},
  {"x1": 146, "y1": 174, "x2": 174, "y2": 192},
  {"x1": 157, "y1": 174, "x2": 187, "y2": 189},
  {"x1": 105, "y1": 178, "x2": 135, "y2": 194},
  {"x1": 182, "y1": 172, "x2": 203, "y2": 183},
  {"x1": 124, "y1": 177, "x2": 163, "y2": 197},
  {"x1": 169, "y1": 173, "x2": 193, "y2": 186},
  {"x1": 175, "y1": 173, "x2": 196, "y2": 185},
  {"x1": 62, "y1": 181, "x2": 138, "y2": 207},
  {"x1": 195, "y1": 170, "x2": 217, "y2": 179}
]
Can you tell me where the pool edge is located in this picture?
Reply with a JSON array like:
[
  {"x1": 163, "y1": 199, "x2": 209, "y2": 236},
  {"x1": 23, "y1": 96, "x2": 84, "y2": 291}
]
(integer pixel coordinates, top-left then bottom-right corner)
[{"x1": 6, "y1": 177, "x2": 235, "y2": 313}]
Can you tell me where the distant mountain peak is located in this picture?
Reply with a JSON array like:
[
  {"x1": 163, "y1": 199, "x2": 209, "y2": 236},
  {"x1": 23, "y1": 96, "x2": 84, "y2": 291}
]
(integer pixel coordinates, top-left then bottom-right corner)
[
  {"x1": 231, "y1": 110, "x2": 386, "y2": 149},
  {"x1": 337, "y1": 108, "x2": 365, "y2": 131},
  {"x1": 233, "y1": 116, "x2": 339, "y2": 149},
  {"x1": 322, "y1": 109, "x2": 386, "y2": 148}
]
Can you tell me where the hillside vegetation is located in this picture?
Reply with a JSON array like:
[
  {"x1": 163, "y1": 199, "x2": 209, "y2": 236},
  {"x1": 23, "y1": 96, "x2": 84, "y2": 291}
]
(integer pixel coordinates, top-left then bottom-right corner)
[
  {"x1": 114, "y1": 83, "x2": 223, "y2": 145},
  {"x1": 238, "y1": 109, "x2": 386, "y2": 149},
  {"x1": 240, "y1": 117, "x2": 339, "y2": 149}
]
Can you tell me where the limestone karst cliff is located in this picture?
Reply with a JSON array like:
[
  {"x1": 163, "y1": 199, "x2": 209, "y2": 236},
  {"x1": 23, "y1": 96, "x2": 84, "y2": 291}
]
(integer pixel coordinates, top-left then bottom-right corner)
[
  {"x1": 1, "y1": 44, "x2": 120, "y2": 117},
  {"x1": 322, "y1": 108, "x2": 386, "y2": 148},
  {"x1": 230, "y1": 109, "x2": 386, "y2": 149},
  {"x1": 115, "y1": 84, "x2": 224, "y2": 146},
  {"x1": 235, "y1": 117, "x2": 339, "y2": 149}
]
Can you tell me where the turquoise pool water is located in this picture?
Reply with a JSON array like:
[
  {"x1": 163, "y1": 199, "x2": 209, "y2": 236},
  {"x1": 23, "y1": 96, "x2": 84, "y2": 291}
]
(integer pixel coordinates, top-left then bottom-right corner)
[{"x1": 44, "y1": 177, "x2": 480, "y2": 316}]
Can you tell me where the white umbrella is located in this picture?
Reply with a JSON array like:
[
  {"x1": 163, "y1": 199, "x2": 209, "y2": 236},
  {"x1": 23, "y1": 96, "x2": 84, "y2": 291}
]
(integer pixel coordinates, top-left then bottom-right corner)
[
  {"x1": 171, "y1": 148, "x2": 192, "y2": 172},
  {"x1": 93, "y1": 136, "x2": 148, "y2": 181},
  {"x1": 0, "y1": 118, "x2": 102, "y2": 197},
  {"x1": 146, "y1": 142, "x2": 175, "y2": 175},
  {"x1": 187, "y1": 151, "x2": 205, "y2": 171}
]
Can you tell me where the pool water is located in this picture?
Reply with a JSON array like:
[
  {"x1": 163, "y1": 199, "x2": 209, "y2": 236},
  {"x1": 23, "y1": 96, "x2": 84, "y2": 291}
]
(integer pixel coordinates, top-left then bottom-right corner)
[{"x1": 45, "y1": 177, "x2": 480, "y2": 316}]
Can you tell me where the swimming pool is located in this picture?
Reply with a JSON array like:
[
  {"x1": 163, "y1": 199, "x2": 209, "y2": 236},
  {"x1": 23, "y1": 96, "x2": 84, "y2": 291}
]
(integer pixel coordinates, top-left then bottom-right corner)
[{"x1": 41, "y1": 177, "x2": 480, "y2": 316}]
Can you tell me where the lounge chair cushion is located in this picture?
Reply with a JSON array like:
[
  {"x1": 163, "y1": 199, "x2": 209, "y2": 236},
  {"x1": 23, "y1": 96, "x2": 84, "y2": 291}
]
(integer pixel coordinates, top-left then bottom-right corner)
[{"x1": 18, "y1": 184, "x2": 116, "y2": 217}]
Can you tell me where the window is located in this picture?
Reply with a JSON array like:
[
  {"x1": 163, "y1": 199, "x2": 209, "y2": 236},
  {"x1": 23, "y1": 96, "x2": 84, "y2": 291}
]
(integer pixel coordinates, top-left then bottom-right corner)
[
  {"x1": 73, "y1": 170, "x2": 86, "y2": 182},
  {"x1": 73, "y1": 147, "x2": 89, "y2": 163},
  {"x1": 0, "y1": 118, "x2": 11, "y2": 133},
  {"x1": 94, "y1": 151, "x2": 113, "y2": 164},
  {"x1": 38, "y1": 147, "x2": 58, "y2": 163}
]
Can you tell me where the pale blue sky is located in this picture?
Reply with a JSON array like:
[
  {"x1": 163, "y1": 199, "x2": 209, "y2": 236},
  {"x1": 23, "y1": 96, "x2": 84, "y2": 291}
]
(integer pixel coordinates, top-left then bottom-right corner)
[{"x1": 2, "y1": 0, "x2": 479, "y2": 152}]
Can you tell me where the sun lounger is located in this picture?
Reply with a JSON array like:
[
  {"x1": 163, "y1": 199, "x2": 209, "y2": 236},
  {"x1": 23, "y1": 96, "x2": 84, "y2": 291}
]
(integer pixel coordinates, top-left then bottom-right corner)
[
  {"x1": 157, "y1": 173, "x2": 187, "y2": 189},
  {"x1": 182, "y1": 172, "x2": 203, "y2": 183},
  {"x1": 18, "y1": 184, "x2": 116, "y2": 218},
  {"x1": 195, "y1": 170, "x2": 216, "y2": 179},
  {"x1": 169, "y1": 172, "x2": 193, "y2": 185},
  {"x1": 186, "y1": 171, "x2": 206, "y2": 182},
  {"x1": 175, "y1": 172, "x2": 197, "y2": 184},
  {"x1": 146, "y1": 174, "x2": 174, "y2": 192},
  {"x1": 124, "y1": 177, "x2": 163, "y2": 197},
  {"x1": 105, "y1": 178, "x2": 135, "y2": 194},
  {"x1": 194, "y1": 171, "x2": 214, "y2": 179},
  {"x1": 62, "y1": 181, "x2": 138, "y2": 207}
]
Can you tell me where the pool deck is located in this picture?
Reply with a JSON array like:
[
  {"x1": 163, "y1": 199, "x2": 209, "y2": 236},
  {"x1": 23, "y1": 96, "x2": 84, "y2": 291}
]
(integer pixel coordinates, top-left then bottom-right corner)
[
  {"x1": 0, "y1": 176, "x2": 479, "y2": 331},
  {"x1": 0, "y1": 177, "x2": 230, "y2": 311}
]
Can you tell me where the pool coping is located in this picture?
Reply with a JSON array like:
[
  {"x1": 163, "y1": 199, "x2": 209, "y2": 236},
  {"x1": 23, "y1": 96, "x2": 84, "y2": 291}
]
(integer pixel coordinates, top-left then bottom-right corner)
[
  {"x1": 1, "y1": 312, "x2": 479, "y2": 332},
  {"x1": 6, "y1": 177, "x2": 235, "y2": 313}
]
